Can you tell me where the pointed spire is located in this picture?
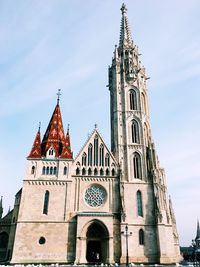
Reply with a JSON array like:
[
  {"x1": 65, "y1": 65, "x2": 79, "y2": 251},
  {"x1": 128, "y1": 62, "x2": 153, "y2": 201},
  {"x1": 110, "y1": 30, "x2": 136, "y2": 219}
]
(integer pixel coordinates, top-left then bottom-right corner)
[
  {"x1": 41, "y1": 93, "x2": 73, "y2": 159},
  {"x1": 60, "y1": 124, "x2": 73, "y2": 159},
  {"x1": 0, "y1": 196, "x2": 3, "y2": 219},
  {"x1": 195, "y1": 219, "x2": 200, "y2": 240},
  {"x1": 119, "y1": 3, "x2": 133, "y2": 48},
  {"x1": 27, "y1": 123, "x2": 41, "y2": 158}
]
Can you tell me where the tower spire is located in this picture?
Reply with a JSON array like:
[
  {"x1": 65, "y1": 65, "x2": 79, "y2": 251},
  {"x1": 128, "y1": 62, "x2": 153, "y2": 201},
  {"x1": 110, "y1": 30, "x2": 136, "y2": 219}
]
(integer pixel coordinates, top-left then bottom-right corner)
[{"x1": 119, "y1": 3, "x2": 133, "y2": 48}]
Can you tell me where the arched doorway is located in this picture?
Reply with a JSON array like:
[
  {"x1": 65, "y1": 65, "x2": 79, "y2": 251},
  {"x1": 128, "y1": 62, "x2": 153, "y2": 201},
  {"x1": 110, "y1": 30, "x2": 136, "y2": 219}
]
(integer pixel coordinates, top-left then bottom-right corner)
[{"x1": 86, "y1": 221, "x2": 109, "y2": 263}]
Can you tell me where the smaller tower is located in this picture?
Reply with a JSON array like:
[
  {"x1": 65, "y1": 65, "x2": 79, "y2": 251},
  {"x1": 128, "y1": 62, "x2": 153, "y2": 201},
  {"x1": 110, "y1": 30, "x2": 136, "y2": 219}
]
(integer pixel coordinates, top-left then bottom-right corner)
[{"x1": 0, "y1": 196, "x2": 3, "y2": 219}]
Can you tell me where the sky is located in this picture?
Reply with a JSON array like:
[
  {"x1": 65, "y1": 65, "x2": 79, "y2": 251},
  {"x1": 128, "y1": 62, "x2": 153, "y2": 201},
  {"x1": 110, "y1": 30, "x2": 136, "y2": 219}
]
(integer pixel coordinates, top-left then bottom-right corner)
[{"x1": 0, "y1": 0, "x2": 200, "y2": 247}]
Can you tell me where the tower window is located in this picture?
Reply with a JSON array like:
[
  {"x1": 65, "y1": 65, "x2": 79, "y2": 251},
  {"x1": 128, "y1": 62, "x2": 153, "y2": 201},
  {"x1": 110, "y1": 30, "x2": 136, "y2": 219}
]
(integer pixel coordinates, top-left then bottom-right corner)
[
  {"x1": 106, "y1": 168, "x2": 110, "y2": 176},
  {"x1": 63, "y1": 166, "x2": 67, "y2": 175},
  {"x1": 82, "y1": 168, "x2": 86, "y2": 175},
  {"x1": 112, "y1": 168, "x2": 115, "y2": 176},
  {"x1": 50, "y1": 166, "x2": 53, "y2": 175},
  {"x1": 100, "y1": 168, "x2": 104, "y2": 176},
  {"x1": 48, "y1": 148, "x2": 54, "y2": 156},
  {"x1": 133, "y1": 152, "x2": 142, "y2": 179},
  {"x1": 137, "y1": 190, "x2": 143, "y2": 217},
  {"x1": 76, "y1": 167, "x2": 80, "y2": 175},
  {"x1": 88, "y1": 168, "x2": 92, "y2": 175},
  {"x1": 130, "y1": 89, "x2": 137, "y2": 110},
  {"x1": 139, "y1": 229, "x2": 144, "y2": 245},
  {"x1": 31, "y1": 166, "x2": 35, "y2": 175},
  {"x1": 53, "y1": 166, "x2": 57, "y2": 175},
  {"x1": 94, "y1": 168, "x2": 98, "y2": 176},
  {"x1": 42, "y1": 166, "x2": 46, "y2": 175},
  {"x1": 131, "y1": 120, "x2": 140, "y2": 143},
  {"x1": 43, "y1": 190, "x2": 49, "y2": 215},
  {"x1": 46, "y1": 166, "x2": 49, "y2": 175}
]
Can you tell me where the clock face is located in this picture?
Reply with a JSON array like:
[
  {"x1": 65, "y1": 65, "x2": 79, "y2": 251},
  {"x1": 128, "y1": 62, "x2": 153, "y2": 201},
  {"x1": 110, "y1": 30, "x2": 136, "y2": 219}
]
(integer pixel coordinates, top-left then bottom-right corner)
[{"x1": 84, "y1": 184, "x2": 107, "y2": 207}]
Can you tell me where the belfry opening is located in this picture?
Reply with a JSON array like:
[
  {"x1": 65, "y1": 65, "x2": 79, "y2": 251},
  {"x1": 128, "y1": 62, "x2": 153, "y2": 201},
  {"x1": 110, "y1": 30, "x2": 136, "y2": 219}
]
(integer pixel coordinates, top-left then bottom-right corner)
[{"x1": 86, "y1": 221, "x2": 109, "y2": 263}]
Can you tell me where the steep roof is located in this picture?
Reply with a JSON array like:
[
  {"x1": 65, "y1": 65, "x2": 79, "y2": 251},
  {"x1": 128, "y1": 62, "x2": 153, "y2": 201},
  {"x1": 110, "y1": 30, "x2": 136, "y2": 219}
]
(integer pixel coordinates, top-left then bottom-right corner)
[{"x1": 28, "y1": 101, "x2": 72, "y2": 159}]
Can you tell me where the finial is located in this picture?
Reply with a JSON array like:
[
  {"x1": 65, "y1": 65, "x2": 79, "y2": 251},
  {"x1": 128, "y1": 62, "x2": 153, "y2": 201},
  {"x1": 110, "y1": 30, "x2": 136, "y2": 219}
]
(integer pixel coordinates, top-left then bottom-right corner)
[
  {"x1": 38, "y1": 122, "x2": 41, "y2": 133},
  {"x1": 121, "y1": 3, "x2": 127, "y2": 14},
  {"x1": 94, "y1": 123, "x2": 98, "y2": 129},
  {"x1": 57, "y1": 89, "x2": 62, "y2": 104},
  {"x1": 67, "y1": 124, "x2": 70, "y2": 134}
]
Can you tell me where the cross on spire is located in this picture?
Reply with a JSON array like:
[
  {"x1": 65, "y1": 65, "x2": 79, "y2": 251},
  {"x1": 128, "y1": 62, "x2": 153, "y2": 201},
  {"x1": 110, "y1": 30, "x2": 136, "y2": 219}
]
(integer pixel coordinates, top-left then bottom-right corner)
[
  {"x1": 121, "y1": 3, "x2": 127, "y2": 14},
  {"x1": 57, "y1": 89, "x2": 62, "y2": 104}
]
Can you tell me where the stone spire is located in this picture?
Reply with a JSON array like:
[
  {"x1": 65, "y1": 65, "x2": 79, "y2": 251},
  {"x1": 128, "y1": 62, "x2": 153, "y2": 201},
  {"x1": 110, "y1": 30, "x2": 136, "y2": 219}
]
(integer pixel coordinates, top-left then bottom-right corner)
[
  {"x1": 0, "y1": 196, "x2": 3, "y2": 219},
  {"x1": 195, "y1": 219, "x2": 200, "y2": 240},
  {"x1": 119, "y1": 3, "x2": 133, "y2": 48},
  {"x1": 27, "y1": 123, "x2": 41, "y2": 158}
]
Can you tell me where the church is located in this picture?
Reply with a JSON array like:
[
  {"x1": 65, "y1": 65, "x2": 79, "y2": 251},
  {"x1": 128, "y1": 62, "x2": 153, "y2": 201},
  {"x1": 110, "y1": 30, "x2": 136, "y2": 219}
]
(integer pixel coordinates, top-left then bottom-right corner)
[{"x1": 0, "y1": 4, "x2": 181, "y2": 264}]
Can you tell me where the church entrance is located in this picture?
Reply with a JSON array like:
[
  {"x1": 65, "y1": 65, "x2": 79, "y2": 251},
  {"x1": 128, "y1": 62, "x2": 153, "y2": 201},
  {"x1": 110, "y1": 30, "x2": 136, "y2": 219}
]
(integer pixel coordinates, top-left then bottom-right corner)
[{"x1": 86, "y1": 221, "x2": 109, "y2": 263}]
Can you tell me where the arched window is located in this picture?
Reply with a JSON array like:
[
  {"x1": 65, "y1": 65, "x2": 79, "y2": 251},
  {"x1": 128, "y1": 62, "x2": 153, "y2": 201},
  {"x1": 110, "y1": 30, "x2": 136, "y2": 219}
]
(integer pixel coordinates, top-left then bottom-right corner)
[
  {"x1": 82, "y1": 168, "x2": 86, "y2": 175},
  {"x1": 130, "y1": 89, "x2": 137, "y2": 110},
  {"x1": 63, "y1": 166, "x2": 67, "y2": 175},
  {"x1": 31, "y1": 166, "x2": 35, "y2": 175},
  {"x1": 43, "y1": 190, "x2": 49, "y2": 215},
  {"x1": 106, "y1": 168, "x2": 110, "y2": 176},
  {"x1": 88, "y1": 144, "x2": 93, "y2": 166},
  {"x1": 112, "y1": 168, "x2": 115, "y2": 176},
  {"x1": 42, "y1": 166, "x2": 46, "y2": 175},
  {"x1": 88, "y1": 168, "x2": 92, "y2": 175},
  {"x1": 105, "y1": 153, "x2": 110, "y2": 167},
  {"x1": 137, "y1": 190, "x2": 143, "y2": 217},
  {"x1": 53, "y1": 166, "x2": 57, "y2": 175},
  {"x1": 94, "y1": 168, "x2": 98, "y2": 176},
  {"x1": 46, "y1": 166, "x2": 49, "y2": 175},
  {"x1": 94, "y1": 135, "x2": 98, "y2": 166},
  {"x1": 82, "y1": 153, "x2": 87, "y2": 166},
  {"x1": 100, "y1": 168, "x2": 104, "y2": 176},
  {"x1": 131, "y1": 120, "x2": 140, "y2": 143},
  {"x1": 133, "y1": 152, "x2": 142, "y2": 179},
  {"x1": 99, "y1": 144, "x2": 104, "y2": 166},
  {"x1": 76, "y1": 167, "x2": 80, "y2": 175},
  {"x1": 139, "y1": 229, "x2": 144, "y2": 245},
  {"x1": 50, "y1": 166, "x2": 53, "y2": 175},
  {"x1": 49, "y1": 147, "x2": 54, "y2": 156}
]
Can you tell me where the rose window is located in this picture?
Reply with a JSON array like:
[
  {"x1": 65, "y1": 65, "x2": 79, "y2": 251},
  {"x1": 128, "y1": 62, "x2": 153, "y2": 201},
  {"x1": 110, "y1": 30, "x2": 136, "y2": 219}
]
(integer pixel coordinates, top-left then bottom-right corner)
[{"x1": 84, "y1": 184, "x2": 107, "y2": 207}]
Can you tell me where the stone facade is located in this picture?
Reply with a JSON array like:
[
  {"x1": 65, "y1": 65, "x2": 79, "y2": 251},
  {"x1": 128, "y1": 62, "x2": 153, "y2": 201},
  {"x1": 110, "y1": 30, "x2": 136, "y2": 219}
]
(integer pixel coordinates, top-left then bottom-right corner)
[{"x1": 0, "y1": 4, "x2": 181, "y2": 264}]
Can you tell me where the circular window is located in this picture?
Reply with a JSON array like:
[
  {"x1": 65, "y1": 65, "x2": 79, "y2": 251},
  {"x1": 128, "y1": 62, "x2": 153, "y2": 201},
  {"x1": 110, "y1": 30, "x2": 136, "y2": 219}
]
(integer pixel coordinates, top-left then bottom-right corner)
[
  {"x1": 84, "y1": 184, "x2": 107, "y2": 207},
  {"x1": 39, "y1": 237, "x2": 46, "y2": 245}
]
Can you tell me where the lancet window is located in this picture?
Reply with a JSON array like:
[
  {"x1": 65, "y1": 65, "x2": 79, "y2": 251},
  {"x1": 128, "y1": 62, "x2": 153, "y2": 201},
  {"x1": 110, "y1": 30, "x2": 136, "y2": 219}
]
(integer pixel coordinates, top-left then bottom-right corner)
[
  {"x1": 99, "y1": 144, "x2": 104, "y2": 166},
  {"x1": 105, "y1": 153, "x2": 110, "y2": 167},
  {"x1": 133, "y1": 152, "x2": 142, "y2": 179},
  {"x1": 31, "y1": 166, "x2": 35, "y2": 174},
  {"x1": 139, "y1": 229, "x2": 144, "y2": 245},
  {"x1": 131, "y1": 120, "x2": 140, "y2": 143},
  {"x1": 82, "y1": 153, "x2": 87, "y2": 166},
  {"x1": 129, "y1": 89, "x2": 137, "y2": 110},
  {"x1": 137, "y1": 190, "x2": 143, "y2": 217},
  {"x1": 88, "y1": 144, "x2": 93, "y2": 166},
  {"x1": 94, "y1": 136, "x2": 98, "y2": 166},
  {"x1": 43, "y1": 190, "x2": 49, "y2": 215},
  {"x1": 63, "y1": 166, "x2": 67, "y2": 175}
]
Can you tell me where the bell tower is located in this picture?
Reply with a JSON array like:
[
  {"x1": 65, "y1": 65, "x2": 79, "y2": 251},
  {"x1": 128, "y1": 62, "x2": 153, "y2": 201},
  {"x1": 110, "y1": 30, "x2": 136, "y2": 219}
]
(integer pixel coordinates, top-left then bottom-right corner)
[{"x1": 109, "y1": 3, "x2": 181, "y2": 264}]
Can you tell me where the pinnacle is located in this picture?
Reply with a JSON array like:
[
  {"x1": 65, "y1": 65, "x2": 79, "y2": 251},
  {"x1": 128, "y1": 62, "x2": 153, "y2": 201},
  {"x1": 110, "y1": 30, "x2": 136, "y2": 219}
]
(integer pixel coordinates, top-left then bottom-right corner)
[{"x1": 119, "y1": 3, "x2": 133, "y2": 48}]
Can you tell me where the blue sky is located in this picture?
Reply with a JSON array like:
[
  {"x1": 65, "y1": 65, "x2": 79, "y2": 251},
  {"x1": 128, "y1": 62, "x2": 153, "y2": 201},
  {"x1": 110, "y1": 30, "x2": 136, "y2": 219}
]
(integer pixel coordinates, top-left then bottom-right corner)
[{"x1": 0, "y1": 0, "x2": 200, "y2": 246}]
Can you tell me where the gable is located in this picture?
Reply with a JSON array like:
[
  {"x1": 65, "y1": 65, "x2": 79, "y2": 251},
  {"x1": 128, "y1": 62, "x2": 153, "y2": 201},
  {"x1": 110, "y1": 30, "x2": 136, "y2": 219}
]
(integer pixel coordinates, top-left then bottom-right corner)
[{"x1": 73, "y1": 129, "x2": 118, "y2": 177}]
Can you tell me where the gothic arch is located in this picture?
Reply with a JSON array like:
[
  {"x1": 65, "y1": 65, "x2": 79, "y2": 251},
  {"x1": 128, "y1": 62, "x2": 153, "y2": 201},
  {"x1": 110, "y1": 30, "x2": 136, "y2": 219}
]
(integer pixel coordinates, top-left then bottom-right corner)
[
  {"x1": 131, "y1": 119, "x2": 140, "y2": 143},
  {"x1": 128, "y1": 88, "x2": 139, "y2": 110},
  {"x1": 133, "y1": 152, "x2": 142, "y2": 179}
]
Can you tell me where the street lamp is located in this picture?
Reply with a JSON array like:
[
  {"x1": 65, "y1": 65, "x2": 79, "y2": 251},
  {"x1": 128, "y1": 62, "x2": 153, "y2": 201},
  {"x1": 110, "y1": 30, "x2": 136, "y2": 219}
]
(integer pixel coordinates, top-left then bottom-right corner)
[{"x1": 121, "y1": 225, "x2": 132, "y2": 266}]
